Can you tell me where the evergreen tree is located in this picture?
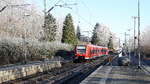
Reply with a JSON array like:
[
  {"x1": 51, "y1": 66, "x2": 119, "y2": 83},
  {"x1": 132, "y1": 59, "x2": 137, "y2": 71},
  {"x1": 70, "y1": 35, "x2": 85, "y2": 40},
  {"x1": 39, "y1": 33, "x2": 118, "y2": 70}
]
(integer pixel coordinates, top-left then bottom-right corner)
[
  {"x1": 61, "y1": 13, "x2": 77, "y2": 44},
  {"x1": 91, "y1": 23, "x2": 100, "y2": 45},
  {"x1": 44, "y1": 13, "x2": 57, "y2": 41},
  {"x1": 76, "y1": 25, "x2": 81, "y2": 40},
  {"x1": 108, "y1": 36, "x2": 114, "y2": 50}
]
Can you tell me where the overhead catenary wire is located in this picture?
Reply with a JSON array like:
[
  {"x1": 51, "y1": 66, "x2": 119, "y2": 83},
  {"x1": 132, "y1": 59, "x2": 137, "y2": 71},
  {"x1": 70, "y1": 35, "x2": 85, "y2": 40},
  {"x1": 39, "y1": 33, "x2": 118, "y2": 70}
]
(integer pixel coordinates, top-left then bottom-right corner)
[
  {"x1": 1, "y1": 0, "x2": 43, "y2": 18},
  {"x1": 71, "y1": 0, "x2": 95, "y2": 32},
  {"x1": 46, "y1": 0, "x2": 91, "y2": 28},
  {"x1": 1, "y1": 0, "x2": 93, "y2": 29},
  {"x1": 80, "y1": 0, "x2": 93, "y2": 25},
  {"x1": 70, "y1": 6, "x2": 94, "y2": 30},
  {"x1": 1, "y1": 0, "x2": 29, "y2": 12}
]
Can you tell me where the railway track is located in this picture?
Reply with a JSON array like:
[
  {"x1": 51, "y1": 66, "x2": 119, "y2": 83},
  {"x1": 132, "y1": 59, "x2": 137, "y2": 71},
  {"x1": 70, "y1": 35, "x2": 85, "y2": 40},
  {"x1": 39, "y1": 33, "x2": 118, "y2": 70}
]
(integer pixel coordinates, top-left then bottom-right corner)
[
  {"x1": 140, "y1": 62, "x2": 150, "y2": 76},
  {"x1": 61, "y1": 55, "x2": 118, "y2": 84},
  {"x1": 4, "y1": 56, "x2": 111, "y2": 84}
]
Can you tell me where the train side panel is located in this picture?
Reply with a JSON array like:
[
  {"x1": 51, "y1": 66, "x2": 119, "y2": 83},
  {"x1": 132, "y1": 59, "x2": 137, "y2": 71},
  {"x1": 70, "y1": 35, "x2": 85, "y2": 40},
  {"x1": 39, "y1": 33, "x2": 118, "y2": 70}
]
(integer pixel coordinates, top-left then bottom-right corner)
[
  {"x1": 74, "y1": 44, "x2": 109, "y2": 61},
  {"x1": 85, "y1": 45, "x2": 90, "y2": 59}
]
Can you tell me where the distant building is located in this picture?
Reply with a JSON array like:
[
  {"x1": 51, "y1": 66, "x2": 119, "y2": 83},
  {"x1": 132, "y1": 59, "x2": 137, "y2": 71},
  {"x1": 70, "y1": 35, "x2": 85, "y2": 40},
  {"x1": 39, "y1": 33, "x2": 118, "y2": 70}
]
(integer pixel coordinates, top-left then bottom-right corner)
[{"x1": 80, "y1": 35, "x2": 91, "y2": 42}]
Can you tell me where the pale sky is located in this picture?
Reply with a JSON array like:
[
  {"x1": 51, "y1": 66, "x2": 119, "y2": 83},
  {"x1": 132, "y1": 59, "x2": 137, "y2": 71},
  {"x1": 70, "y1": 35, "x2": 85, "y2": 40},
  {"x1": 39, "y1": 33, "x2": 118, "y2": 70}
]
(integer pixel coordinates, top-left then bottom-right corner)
[{"x1": 27, "y1": 0, "x2": 150, "y2": 42}]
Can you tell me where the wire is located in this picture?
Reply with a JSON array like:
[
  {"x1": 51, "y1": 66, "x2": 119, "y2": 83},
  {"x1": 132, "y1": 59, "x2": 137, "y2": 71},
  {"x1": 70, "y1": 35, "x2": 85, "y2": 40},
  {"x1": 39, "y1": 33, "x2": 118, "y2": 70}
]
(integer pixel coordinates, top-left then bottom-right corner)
[
  {"x1": 1, "y1": 0, "x2": 11, "y2": 5},
  {"x1": 71, "y1": 9, "x2": 94, "y2": 29},
  {"x1": 1, "y1": 0, "x2": 42, "y2": 17},
  {"x1": 55, "y1": 0, "x2": 63, "y2": 5},
  {"x1": 69, "y1": 0, "x2": 94, "y2": 31},
  {"x1": 69, "y1": 0, "x2": 93, "y2": 29},
  {"x1": 80, "y1": 0, "x2": 93, "y2": 25},
  {"x1": 76, "y1": 5, "x2": 80, "y2": 24}
]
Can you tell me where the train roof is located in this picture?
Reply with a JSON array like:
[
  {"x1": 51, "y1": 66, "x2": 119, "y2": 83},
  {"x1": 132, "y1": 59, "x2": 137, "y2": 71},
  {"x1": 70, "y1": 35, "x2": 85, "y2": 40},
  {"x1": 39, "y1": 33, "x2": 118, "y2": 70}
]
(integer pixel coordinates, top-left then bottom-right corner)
[{"x1": 76, "y1": 44, "x2": 108, "y2": 49}]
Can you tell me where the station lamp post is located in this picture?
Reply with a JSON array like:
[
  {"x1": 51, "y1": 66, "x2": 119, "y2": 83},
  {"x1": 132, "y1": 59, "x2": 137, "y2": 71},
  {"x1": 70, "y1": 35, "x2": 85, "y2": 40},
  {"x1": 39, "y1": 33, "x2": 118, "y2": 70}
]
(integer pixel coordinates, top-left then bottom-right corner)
[
  {"x1": 132, "y1": 16, "x2": 138, "y2": 56},
  {"x1": 127, "y1": 29, "x2": 131, "y2": 61},
  {"x1": 124, "y1": 32, "x2": 129, "y2": 54},
  {"x1": 22, "y1": 14, "x2": 31, "y2": 63},
  {"x1": 137, "y1": 0, "x2": 141, "y2": 68}
]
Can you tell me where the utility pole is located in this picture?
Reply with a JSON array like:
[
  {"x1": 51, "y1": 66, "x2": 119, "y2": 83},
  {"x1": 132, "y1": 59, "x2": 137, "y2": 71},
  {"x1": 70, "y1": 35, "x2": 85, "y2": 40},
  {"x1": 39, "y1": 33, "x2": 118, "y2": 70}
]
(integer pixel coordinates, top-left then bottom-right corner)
[
  {"x1": 124, "y1": 32, "x2": 127, "y2": 48},
  {"x1": 124, "y1": 32, "x2": 129, "y2": 55},
  {"x1": 119, "y1": 38, "x2": 120, "y2": 48},
  {"x1": 137, "y1": 0, "x2": 141, "y2": 68},
  {"x1": 132, "y1": 16, "x2": 138, "y2": 56},
  {"x1": 43, "y1": 0, "x2": 47, "y2": 40},
  {"x1": 124, "y1": 32, "x2": 127, "y2": 55},
  {"x1": 128, "y1": 29, "x2": 131, "y2": 61},
  {"x1": 19, "y1": 14, "x2": 30, "y2": 63},
  {"x1": 44, "y1": 0, "x2": 47, "y2": 17}
]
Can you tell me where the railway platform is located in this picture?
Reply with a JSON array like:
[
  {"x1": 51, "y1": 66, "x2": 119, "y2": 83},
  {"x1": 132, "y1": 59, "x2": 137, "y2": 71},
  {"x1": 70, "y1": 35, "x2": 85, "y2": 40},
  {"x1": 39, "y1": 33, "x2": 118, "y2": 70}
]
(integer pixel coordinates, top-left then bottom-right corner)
[{"x1": 80, "y1": 56, "x2": 150, "y2": 84}]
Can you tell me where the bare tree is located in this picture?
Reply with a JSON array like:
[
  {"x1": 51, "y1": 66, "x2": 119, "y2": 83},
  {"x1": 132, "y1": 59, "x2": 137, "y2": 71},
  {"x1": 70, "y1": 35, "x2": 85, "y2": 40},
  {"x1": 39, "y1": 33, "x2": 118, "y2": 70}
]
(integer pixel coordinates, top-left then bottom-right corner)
[
  {"x1": 0, "y1": 0, "x2": 44, "y2": 40},
  {"x1": 55, "y1": 17, "x2": 64, "y2": 41},
  {"x1": 0, "y1": 0, "x2": 74, "y2": 64},
  {"x1": 141, "y1": 26, "x2": 150, "y2": 55},
  {"x1": 91, "y1": 23, "x2": 111, "y2": 47}
]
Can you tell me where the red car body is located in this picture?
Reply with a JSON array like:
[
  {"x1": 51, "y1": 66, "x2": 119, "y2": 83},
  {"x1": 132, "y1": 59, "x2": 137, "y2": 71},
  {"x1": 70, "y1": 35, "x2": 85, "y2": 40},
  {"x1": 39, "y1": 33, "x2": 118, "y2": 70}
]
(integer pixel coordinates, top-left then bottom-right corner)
[{"x1": 74, "y1": 44, "x2": 109, "y2": 60}]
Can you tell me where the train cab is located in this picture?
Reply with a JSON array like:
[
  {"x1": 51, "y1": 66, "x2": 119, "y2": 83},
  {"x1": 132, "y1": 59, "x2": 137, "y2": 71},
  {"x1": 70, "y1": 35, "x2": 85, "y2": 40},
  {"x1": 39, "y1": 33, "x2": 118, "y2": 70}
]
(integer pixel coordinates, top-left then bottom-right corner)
[{"x1": 74, "y1": 45, "x2": 87, "y2": 60}]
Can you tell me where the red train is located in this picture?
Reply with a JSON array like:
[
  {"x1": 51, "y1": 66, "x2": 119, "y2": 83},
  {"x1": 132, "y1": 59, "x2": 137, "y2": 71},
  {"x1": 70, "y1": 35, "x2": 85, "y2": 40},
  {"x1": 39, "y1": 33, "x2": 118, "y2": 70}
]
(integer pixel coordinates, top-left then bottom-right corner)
[{"x1": 74, "y1": 44, "x2": 109, "y2": 61}]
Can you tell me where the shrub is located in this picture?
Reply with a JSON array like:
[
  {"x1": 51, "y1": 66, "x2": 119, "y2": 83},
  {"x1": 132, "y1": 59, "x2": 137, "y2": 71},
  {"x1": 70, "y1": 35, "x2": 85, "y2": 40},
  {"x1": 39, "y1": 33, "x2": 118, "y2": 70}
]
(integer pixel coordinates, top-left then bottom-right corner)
[{"x1": 0, "y1": 37, "x2": 73, "y2": 65}]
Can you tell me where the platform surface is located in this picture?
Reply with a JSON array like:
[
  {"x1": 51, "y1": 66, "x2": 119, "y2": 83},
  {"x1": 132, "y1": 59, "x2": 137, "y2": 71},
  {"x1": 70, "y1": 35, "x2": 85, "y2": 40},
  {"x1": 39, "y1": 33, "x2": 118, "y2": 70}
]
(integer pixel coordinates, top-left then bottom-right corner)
[
  {"x1": 80, "y1": 66, "x2": 150, "y2": 84},
  {"x1": 80, "y1": 55, "x2": 150, "y2": 84}
]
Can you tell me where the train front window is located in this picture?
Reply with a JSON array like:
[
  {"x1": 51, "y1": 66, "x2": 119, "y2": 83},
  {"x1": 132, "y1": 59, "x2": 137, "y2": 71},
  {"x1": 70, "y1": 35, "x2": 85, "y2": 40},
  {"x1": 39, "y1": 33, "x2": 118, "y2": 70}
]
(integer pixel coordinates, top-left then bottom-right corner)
[{"x1": 77, "y1": 45, "x2": 86, "y2": 54}]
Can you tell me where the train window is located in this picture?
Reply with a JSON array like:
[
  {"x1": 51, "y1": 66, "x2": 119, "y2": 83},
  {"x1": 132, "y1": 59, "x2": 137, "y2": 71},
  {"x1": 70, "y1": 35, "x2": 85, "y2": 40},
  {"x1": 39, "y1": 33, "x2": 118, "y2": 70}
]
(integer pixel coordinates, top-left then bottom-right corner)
[
  {"x1": 90, "y1": 50, "x2": 93, "y2": 54},
  {"x1": 94, "y1": 49, "x2": 96, "y2": 54},
  {"x1": 104, "y1": 49, "x2": 105, "y2": 54},
  {"x1": 101, "y1": 49, "x2": 106, "y2": 54},
  {"x1": 103, "y1": 49, "x2": 106, "y2": 54},
  {"x1": 101, "y1": 49, "x2": 103, "y2": 53},
  {"x1": 90, "y1": 49, "x2": 94, "y2": 54},
  {"x1": 76, "y1": 45, "x2": 86, "y2": 54}
]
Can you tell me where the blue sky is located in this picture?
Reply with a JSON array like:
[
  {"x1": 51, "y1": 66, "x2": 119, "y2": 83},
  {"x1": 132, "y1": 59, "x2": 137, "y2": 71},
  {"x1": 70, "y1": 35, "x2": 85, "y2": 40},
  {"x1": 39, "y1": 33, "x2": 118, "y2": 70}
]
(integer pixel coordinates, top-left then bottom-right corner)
[{"x1": 28, "y1": 0, "x2": 150, "y2": 41}]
